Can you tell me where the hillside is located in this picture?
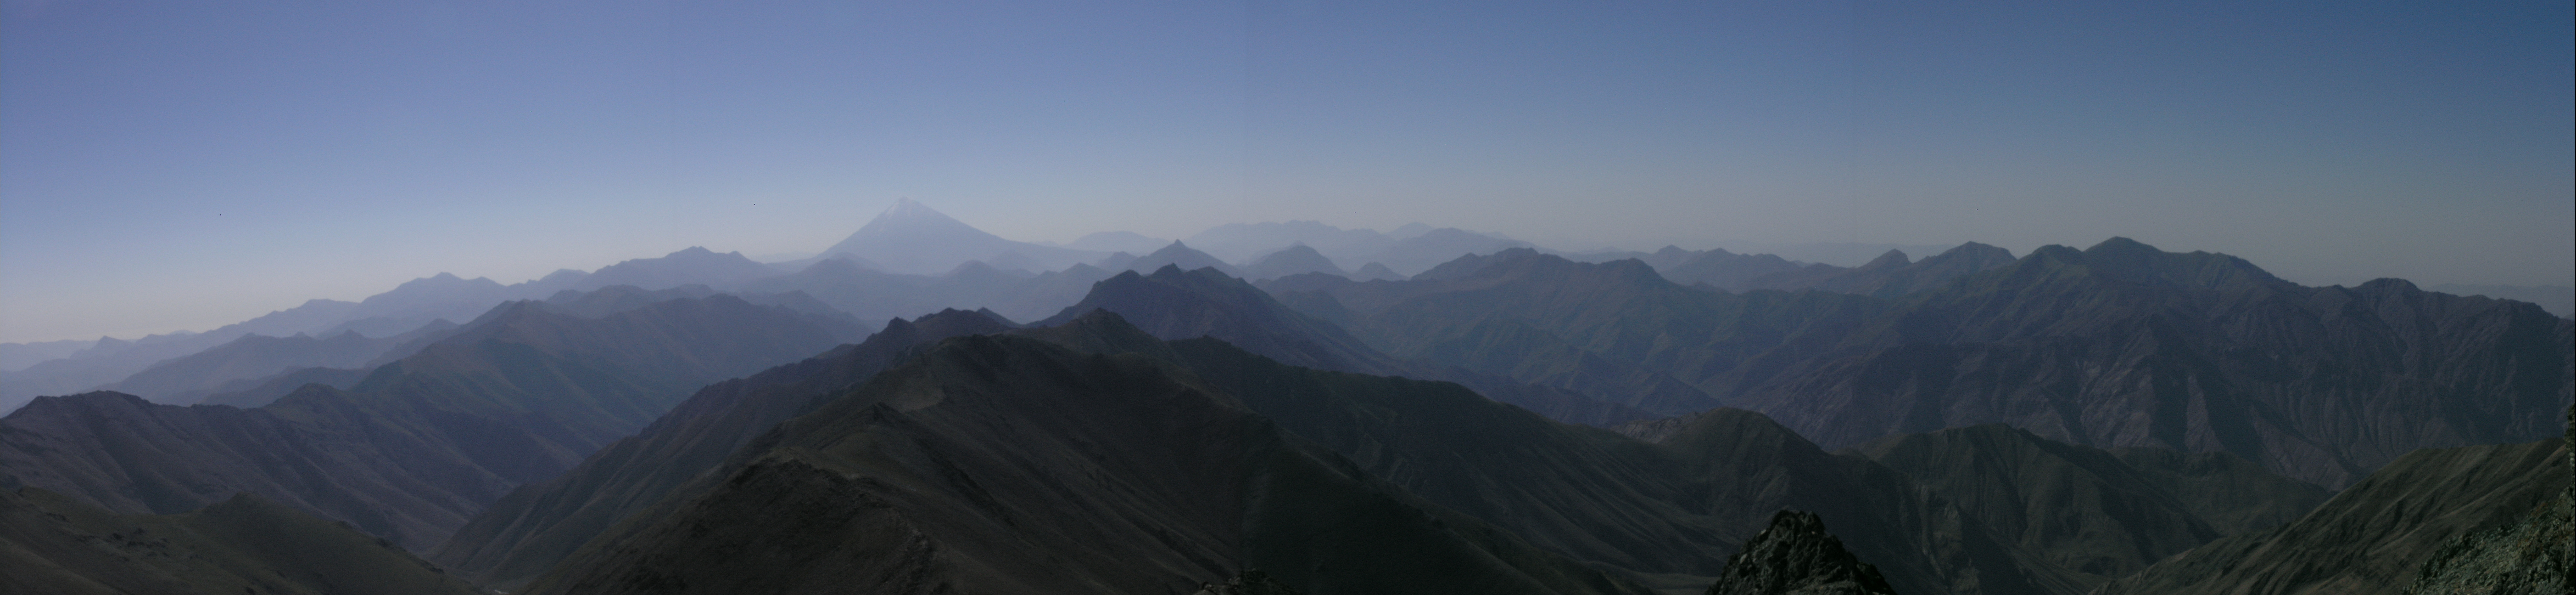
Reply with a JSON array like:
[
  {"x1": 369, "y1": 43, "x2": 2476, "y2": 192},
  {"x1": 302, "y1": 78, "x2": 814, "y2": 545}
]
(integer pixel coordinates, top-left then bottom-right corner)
[
  {"x1": 3, "y1": 487, "x2": 483, "y2": 595},
  {"x1": 522, "y1": 333, "x2": 1652, "y2": 594},
  {"x1": 1277, "y1": 240, "x2": 2573, "y2": 488},
  {"x1": 1, "y1": 294, "x2": 864, "y2": 551},
  {"x1": 2091, "y1": 435, "x2": 2569, "y2": 595},
  {"x1": 433, "y1": 308, "x2": 1018, "y2": 587}
]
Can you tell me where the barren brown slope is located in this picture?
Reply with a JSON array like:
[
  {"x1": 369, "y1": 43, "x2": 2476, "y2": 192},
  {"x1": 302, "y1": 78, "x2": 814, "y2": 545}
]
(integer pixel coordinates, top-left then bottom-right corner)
[{"x1": 526, "y1": 333, "x2": 1651, "y2": 595}]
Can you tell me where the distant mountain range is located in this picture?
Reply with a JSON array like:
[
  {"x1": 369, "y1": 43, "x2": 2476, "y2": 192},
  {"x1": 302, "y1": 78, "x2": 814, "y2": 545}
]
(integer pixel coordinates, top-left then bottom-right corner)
[
  {"x1": 1266, "y1": 239, "x2": 2569, "y2": 489},
  {"x1": 1, "y1": 290, "x2": 864, "y2": 551},
  {"x1": 0, "y1": 246, "x2": 783, "y2": 413},
  {"x1": 4, "y1": 242, "x2": 2567, "y2": 593},
  {"x1": 6, "y1": 205, "x2": 2569, "y2": 594}
]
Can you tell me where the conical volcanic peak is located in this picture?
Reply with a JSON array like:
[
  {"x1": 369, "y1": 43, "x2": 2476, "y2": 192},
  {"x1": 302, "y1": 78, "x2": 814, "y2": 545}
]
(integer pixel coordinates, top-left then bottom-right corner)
[
  {"x1": 817, "y1": 199, "x2": 1102, "y2": 274},
  {"x1": 1706, "y1": 510, "x2": 1896, "y2": 595}
]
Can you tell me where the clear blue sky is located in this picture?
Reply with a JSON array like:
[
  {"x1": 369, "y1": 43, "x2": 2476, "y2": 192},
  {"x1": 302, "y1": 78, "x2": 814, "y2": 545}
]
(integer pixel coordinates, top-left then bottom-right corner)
[{"x1": 4, "y1": 0, "x2": 2569, "y2": 342}]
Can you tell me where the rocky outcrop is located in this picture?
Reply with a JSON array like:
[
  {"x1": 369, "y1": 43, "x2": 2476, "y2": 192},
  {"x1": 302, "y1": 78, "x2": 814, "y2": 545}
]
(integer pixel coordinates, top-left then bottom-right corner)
[
  {"x1": 1705, "y1": 510, "x2": 1897, "y2": 595},
  {"x1": 2401, "y1": 404, "x2": 2574, "y2": 595}
]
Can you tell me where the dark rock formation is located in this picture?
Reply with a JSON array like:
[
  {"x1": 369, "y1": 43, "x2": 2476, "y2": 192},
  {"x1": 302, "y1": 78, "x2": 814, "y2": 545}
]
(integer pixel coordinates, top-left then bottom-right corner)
[{"x1": 1705, "y1": 510, "x2": 1897, "y2": 595}]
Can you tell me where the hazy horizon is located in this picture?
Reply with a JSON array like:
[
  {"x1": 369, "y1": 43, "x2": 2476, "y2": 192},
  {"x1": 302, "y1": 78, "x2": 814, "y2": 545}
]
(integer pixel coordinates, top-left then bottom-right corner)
[{"x1": 5, "y1": 1, "x2": 2570, "y2": 343}]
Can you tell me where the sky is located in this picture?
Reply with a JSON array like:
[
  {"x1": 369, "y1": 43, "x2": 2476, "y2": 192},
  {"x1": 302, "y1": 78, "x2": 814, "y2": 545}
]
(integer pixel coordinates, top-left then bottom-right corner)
[{"x1": 3, "y1": 0, "x2": 2569, "y2": 343}]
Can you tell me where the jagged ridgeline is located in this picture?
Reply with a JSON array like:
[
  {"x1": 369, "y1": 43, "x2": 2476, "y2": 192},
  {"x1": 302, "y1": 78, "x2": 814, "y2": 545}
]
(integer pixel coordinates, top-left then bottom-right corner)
[
  {"x1": 4, "y1": 228, "x2": 2566, "y2": 595},
  {"x1": 1267, "y1": 238, "x2": 2572, "y2": 489},
  {"x1": 1705, "y1": 510, "x2": 1897, "y2": 595},
  {"x1": 521, "y1": 332, "x2": 1648, "y2": 594}
]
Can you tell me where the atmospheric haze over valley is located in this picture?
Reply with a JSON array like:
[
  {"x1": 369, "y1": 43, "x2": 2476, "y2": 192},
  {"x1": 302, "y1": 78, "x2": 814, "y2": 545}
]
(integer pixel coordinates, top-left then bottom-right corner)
[{"x1": 3, "y1": 1, "x2": 2571, "y2": 594}]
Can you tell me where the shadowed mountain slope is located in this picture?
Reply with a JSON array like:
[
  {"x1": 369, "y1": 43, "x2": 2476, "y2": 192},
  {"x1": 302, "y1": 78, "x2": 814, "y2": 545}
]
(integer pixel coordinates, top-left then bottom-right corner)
[
  {"x1": 0, "y1": 294, "x2": 864, "y2": 551},
  {"x1": 573, "y1": 246, "x2": 777, "y2": 291},
  {"x1": 1168, "y1": 338, "x2": 2094, "y2": 595},
  {"x1": 2091, "y1": 435, "x2": 2570, "y2": 595},
  {"x1": 1124, "y1": 241, "x2": 1244, "y2": 277},
  {"x1": 1060, "y1": 230, "x2": 1171, "y2": 254},
  {"x1": 1276, "y1": 248, "x2": 1863, "y2": 417},
  {"x1": 1842, "y1": 424, "x2": 2331, "y2": 583},
  {"x1": 1042, "y1": 265, "x2": 1661, "y2": 426},
  {"x1": 1184, "y1": 220, "x2": 1400, "y2": 264},
  {"x1": 1658, "y1": 248, "x2": 1809, "y2": 291},
  {"x1": 432, "y1": 308, "x2": 1017, "y2": 587},
  {"x1": 1351, "y1": 261, "x2": 1405, "y2": 280},
  {"x1": 1038, "y1": 266, "x2": 1406, "y2": 376},
  {"x1": 523, "y1": 333, "x2": 1653, "y2": 595},
  {"x1": 3, "y1": 487, "x2": 482, "y2": 595},
  {"x1": 2, "y1": 244, "x2": 855, "y2": 414},
  {"x1": 448, "y1": 303, "x2": 2323, "y2": 595},
  {"x1": 1358, "y1": 227, "x2": 1536, "y2": 276},
  {"x1": 1240, "y1": 244, "x2": 1349, "y2": 281},
  {"x1": 192, "y1": 366, "x2": 372, "y2": 408},
  {"x1": 90, "y1": 326, "x2": 429, "y2": 405},
  {"x1": 1284, "y1": 239, "x2": 2573, "y2": 488},
  {"x1": 1748, "y1": 242, "x2": 2017, "y2": 298},
  {"x1": 1729, "y1": 238, "x2": 2572, "y2": 487},
  {"x1": 740, "y1": 255, "x2": 1109, "y2": 324}
]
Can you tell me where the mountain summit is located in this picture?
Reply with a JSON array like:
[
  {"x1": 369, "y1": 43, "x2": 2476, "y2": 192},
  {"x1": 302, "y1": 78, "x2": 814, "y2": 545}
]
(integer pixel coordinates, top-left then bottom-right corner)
[{"x1": 817, "y1": 199, "x2": 1100, "y2": 274}]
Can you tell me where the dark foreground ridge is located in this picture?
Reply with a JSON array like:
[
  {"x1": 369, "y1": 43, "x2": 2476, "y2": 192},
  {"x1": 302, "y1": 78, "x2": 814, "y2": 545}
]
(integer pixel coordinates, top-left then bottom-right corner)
[
  {"x1": 1707, "y1": 510, "x2": 1897, "y2": 595},
  {"x1": 1193, "y1": 569, "x2": 1303, "y2": 595},
  {"x1": 2, "y1": 486, "x2": 483, "y2": 595}
]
